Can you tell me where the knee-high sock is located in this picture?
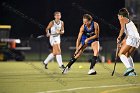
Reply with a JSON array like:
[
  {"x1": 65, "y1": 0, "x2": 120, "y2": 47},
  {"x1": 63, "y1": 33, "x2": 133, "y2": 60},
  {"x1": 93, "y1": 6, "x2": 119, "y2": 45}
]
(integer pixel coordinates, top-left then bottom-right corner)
[
  {"x1": 90, "y1": 56, "x2": 97, "y2": 69},
  {"x1": 67, "y1": 57, "x2": 77, "y2": 68},
  {"x1": 44, "y1": 53, "x2": 54, "y2": 64},
  {"x1": 128, "y1": 56, "x2": 134, "y2": 68},
  {"x1": 56, "y1": 55, "x2": 63, "y2": 67},
  {"x1": 120, "y1": 54, "x2": 131, "y2": 68}
]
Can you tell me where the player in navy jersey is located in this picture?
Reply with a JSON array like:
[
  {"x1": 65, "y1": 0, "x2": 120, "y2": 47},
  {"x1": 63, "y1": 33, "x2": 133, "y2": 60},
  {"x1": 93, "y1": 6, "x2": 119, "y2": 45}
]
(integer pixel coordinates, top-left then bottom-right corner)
[{"x1": 63, "y1": 14, "x2": 100, "y2": 75}]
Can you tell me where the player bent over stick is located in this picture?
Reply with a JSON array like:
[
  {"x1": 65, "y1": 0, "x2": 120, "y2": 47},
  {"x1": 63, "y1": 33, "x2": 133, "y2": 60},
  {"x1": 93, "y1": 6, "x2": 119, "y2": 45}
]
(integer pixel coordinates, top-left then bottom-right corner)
[
  {"x1": 43, "y1": 11, "x2": 65, "y2": 70},
  {"x1": 117, "y1": 8, "x2": 140, "y2": 76},
  {"x1": 63, "y1": 14, "x2": 100, "y2": 75}
]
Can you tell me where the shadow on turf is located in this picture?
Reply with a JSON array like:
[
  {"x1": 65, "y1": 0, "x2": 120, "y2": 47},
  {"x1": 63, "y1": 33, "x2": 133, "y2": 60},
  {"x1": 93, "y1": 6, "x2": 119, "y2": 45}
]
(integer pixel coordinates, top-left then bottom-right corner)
[
  {"x1": 25, "y1": 62, "x2": 68, "y2": 86},
  {"x1": 99, "y1": 63, "x2": 137, "y2": 85}
]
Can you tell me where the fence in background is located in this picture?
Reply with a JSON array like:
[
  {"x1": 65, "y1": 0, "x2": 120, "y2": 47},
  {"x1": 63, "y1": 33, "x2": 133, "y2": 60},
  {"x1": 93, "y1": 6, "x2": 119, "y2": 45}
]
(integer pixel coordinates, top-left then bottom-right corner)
[{"x1": 17, "y1": 37, "x2": 140, "y2": 62}]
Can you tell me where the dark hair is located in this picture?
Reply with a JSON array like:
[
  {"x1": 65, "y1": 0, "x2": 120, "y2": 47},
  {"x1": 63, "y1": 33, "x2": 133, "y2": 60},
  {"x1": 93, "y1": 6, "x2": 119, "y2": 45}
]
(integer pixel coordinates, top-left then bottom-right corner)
[
  {"x1": 83, "y1": 14, "x2": 93, "y2": 21},
  {"x1": 118, "y1": 8, "x2": 129, "y2": 18},
  {"x1": 54, "y1": 11, "x2": 61, "y2": 16}
]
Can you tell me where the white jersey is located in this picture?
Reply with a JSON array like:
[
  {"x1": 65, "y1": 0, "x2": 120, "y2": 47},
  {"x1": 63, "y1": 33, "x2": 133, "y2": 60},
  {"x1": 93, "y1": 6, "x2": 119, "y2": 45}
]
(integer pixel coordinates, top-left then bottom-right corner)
[
  {"x1": 49, "y1": 20, "x2": 63, "y2": 46},
  {"x1": 124, "y1": 21, "x2": 139, "y2": 38},
  {"x1": 50, "y1": 20, "x2": 62, "y2": 36},
  {"x1": 124, "y1": 20, "x2": 140, "y2": 48}
]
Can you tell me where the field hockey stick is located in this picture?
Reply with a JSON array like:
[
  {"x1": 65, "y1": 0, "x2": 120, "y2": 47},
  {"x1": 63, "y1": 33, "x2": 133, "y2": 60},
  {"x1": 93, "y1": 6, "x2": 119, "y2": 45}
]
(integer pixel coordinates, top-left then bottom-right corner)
[
  {"x1": 37, "y1": 33, "x2": 60, "y2": 38},
  {"x1": 111, "y1": 41, "x2": 121, "y2": 76},
  {"x1": 74, "y1": 43, "x2": 85, "y2": 57},
  {"x1": 37, "y1": 35, "x2": 46, "y2": 38}
]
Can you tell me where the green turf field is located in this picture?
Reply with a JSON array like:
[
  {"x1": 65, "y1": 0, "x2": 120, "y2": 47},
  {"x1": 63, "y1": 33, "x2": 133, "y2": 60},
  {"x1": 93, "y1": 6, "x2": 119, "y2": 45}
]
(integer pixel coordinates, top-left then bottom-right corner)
[{"x1": 0, "y1": 61, "x2": 140, "y2": 93}]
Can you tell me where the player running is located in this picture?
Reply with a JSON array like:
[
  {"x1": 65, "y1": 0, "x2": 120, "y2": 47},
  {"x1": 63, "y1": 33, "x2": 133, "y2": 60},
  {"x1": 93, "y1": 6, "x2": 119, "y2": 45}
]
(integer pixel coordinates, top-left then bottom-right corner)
[
  {"x1": 43, "y1": 11, "x2": 65, "y2": 70},
  {"x1": 117, "y1": 8, "x2": 140, "y2": 76},
  {"x1": 62, "y1": 14, "x2": 100, "y2": 75}
]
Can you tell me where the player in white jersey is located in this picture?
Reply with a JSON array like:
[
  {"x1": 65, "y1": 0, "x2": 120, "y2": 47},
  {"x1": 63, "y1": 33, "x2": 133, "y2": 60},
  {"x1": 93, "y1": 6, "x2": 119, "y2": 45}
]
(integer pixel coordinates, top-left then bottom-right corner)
[
  {"x1": 117, "y1": 8, "x2": 140, "y2": 76},
  {"x1": 43, "y1": 11, "x2": 65, "y2": 70}
]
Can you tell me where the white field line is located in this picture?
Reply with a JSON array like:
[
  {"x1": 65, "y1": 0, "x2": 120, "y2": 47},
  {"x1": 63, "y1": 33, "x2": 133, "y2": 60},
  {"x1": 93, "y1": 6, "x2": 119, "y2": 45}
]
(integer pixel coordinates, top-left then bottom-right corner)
[{"x1": 37, "y1": 83, "x2": 140, "y2": 93}]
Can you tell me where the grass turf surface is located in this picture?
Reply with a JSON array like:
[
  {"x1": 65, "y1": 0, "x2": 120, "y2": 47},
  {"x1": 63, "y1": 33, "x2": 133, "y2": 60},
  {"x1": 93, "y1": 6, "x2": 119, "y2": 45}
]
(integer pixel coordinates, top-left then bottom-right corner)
[{"x1": 0, "y1": 61, "x2": 140, "y2": 93}]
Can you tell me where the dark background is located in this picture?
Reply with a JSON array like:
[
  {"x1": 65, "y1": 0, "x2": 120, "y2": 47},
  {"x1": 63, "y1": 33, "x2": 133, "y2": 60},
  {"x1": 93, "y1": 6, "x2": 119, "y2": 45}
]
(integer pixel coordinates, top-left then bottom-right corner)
[{"x1": 0, "y1": 0, "x2": 124, "y2": 38}]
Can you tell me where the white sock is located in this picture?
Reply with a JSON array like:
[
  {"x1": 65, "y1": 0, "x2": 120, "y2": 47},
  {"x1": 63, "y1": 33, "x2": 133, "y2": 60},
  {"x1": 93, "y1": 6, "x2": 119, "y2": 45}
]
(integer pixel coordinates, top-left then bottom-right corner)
[
  {"x1": 44, "y1": 53, "x2": 54, "y2": 64},
  {"x1": 128, "y1": 56, "x2": 134, "y2": 68},
  {"x1": 120, "y1": 54, "x2": 131, "y2": 68},
  {"x1": 56, "y1": 55, "x2": 63, "y2": 67}
]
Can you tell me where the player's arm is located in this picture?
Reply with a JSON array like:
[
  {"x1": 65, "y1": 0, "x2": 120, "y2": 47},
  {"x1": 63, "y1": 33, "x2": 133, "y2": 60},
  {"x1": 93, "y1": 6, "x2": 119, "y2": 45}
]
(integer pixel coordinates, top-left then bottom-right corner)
[
  {"x1": 85, "y1": 22, "x2": 99, "y2": 43},
  {"x1": 76, "y1": 25, "x2": 84, "y2": 49},
  {"x1": 60, "y1": 21, "x2": 64, "y2": 34},
  {"x1": 46, "y1": 21, "x2": 53, "y2": 37},
  {"x1": 117, "y1": 19, "x2": 125, "y2": 43}
]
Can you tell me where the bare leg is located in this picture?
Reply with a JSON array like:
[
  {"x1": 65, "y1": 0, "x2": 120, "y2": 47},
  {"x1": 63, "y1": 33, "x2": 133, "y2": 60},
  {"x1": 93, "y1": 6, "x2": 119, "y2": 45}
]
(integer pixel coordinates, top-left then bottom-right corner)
[
  {"x1": 127, "y1": 47, "x2": 136, "y2": 68},
  {"x1": 118, "y1": 43, "x2": 136, "y2": 76},
  {"x1": 89, "y1": 41, "x2": 100, "y2": 69},
  {"x1": 88, "y1": 41, "x2": 100, "y2": 75},
  {"x1": 119, "y1": 43, "x2": 132, "y2": 68}
]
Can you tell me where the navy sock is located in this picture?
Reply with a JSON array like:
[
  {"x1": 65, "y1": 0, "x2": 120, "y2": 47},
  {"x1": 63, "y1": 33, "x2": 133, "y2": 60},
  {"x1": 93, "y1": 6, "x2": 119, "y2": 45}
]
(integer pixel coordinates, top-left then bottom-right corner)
[
  {"x1": 67, "y1": 57, "x2": 77, "y2": 68},
  {"x1": 90, "y1": 56, "x2": 97, "y2": 69}
]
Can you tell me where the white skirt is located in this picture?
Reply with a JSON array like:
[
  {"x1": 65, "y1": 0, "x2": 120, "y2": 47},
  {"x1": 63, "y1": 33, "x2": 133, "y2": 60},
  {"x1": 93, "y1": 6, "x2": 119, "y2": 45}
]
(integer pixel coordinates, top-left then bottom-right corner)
[
  {"x1": 49, "y1": 35, "x2": 60, "y2": 46},
  {"x1": 126, "y1": 36, "x2": 140, "y2": 48}
]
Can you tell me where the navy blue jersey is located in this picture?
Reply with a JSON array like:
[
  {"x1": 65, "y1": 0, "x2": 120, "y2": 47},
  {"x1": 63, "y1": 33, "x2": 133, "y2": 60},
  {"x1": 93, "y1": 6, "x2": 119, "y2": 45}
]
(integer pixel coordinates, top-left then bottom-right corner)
[
  {"x1": 81, "y1": 21, "x2": 99, "y2": 45},
  {"x1": 83, "y1": 21, "x2": 95, "y2": 38}
]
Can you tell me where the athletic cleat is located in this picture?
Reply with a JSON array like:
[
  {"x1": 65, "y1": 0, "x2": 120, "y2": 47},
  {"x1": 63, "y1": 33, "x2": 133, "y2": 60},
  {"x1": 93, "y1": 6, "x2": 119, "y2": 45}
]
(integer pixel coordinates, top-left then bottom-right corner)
[
  {"x1": 59, "y1": 65, "x2": 65, "y2": 71},
  {"x1": 123, "y1": 67, "x2": 134, "y2": 76},
  {"x1": 128, "y1": 72, "x2": 137, "y2": 76},
  {"x1": 62, "y1": 66, "x2": 70, "y2": 74},
  {"x1": 88, "y1": 69, "x2": 97, "y2": 75}
]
